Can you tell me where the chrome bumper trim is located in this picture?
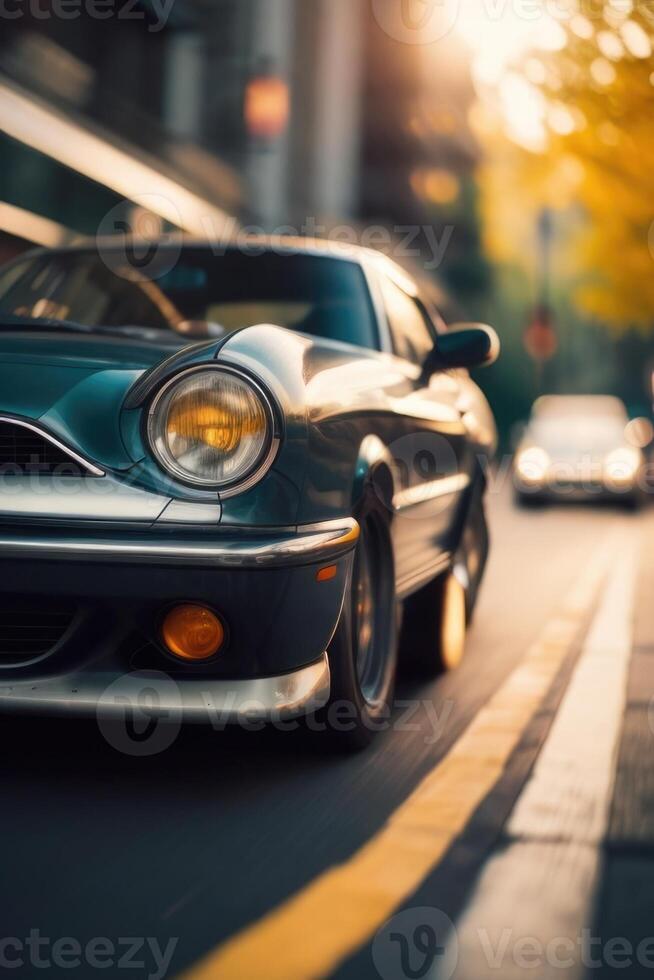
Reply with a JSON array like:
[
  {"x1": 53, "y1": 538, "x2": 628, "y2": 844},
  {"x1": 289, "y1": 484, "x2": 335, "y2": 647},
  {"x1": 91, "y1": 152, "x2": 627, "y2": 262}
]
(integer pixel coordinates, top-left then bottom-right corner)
[
  {"x1": 0, "y1": 518, "x2": 360, "y2": 568},
  {"x1": 0, "y1": 655, "x2": 331, "y2": 724}
]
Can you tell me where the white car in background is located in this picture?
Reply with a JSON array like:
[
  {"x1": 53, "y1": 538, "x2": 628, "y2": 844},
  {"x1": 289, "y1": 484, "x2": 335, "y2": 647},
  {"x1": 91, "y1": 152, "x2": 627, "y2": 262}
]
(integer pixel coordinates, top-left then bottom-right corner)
[{"x1": 514, "y1": 395, "x2": 652, "y2": 508}]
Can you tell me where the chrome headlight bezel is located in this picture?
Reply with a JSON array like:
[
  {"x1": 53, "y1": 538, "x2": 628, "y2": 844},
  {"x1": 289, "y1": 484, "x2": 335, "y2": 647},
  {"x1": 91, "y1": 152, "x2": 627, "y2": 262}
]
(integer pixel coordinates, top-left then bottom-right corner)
[{"x1": 146, "y1": 364, "x2": 280, "y2": 497}]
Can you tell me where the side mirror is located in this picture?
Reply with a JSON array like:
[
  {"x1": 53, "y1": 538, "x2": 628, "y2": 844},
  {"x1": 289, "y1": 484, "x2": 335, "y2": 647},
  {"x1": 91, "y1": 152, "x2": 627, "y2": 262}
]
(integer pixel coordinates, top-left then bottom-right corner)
[
  {"x1": 425, "y1": 323, "x2": 500, "y2": 377},
  {"x1": 423, "y1": 323, "x2": 500, "y2": 379}
]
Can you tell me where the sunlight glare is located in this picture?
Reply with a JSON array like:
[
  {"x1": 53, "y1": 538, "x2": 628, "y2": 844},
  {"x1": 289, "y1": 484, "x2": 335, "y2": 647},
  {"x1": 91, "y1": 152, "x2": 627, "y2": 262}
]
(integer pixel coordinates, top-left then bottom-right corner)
[
  {"x1": 597, "y1": 30, "x2": 625, "y2": 60},
  {"x1": 604, "y1": 0, "x2": 633, "y2": 27},
  {"x1": 446, "y1": 0, "x2": 567, "y2": 149},
  {"x1": 498, "y1": 72, "x2": 547, "y2": 151},
  {"x1": 620, "y1": 19, "x2": 652, "y2": 58},
  {"x1": 447, "y1": 0, "x2": 566, "y2": 84},
  {"x1": 570, "y1": 15, "x2": 594, "y2": 40},
  {"x1": 591, "y1": 57, "x2": 617, "y2": 85}
]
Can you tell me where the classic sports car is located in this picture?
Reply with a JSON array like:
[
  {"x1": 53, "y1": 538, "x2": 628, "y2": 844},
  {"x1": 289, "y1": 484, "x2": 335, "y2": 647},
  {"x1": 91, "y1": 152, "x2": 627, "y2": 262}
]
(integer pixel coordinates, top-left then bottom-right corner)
[{"x1": 0, "y1": 238, "x2": 498, "y2": 746}]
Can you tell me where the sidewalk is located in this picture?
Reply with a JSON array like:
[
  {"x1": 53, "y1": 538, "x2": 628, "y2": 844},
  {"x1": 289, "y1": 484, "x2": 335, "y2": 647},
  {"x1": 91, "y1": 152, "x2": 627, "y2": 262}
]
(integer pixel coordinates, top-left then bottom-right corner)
[{"x1": 595, "y1": 507, "x2": 654, "y2": 977}]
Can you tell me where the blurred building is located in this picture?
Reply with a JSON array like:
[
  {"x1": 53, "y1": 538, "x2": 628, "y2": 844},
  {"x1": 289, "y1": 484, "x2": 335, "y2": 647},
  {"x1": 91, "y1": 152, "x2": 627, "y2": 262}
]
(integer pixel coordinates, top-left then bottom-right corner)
[
  {"x1": 0, "y1": 0, "x2": 243, "y2": 259},
  {"x1": 0, "y1": 0, "x2": 486, "y2": 297},
  {"x1": 360, "y1": 0, "x2": 486, "y2": 294}
]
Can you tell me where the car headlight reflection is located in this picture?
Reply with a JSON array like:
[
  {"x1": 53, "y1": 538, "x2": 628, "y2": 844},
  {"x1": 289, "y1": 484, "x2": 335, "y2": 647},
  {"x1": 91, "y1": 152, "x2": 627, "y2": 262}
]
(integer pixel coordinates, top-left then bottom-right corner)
[
  {"x1": 148, "y1": 367, "x2": 276, "y2": 492},
  {"x1": 515, "y1": 447, "x2": 550, "y2": 483}
]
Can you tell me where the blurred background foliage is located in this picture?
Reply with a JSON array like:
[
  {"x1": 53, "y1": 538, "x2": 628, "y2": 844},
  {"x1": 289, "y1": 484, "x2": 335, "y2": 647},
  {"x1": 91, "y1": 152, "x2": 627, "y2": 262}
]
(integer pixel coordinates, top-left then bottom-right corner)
[
  {"x1": 463, "y1": 0, "x2": 654, "y2": 444},
  {"x1": 475, "y1": 1, "x2": 654, "y2": 328}
]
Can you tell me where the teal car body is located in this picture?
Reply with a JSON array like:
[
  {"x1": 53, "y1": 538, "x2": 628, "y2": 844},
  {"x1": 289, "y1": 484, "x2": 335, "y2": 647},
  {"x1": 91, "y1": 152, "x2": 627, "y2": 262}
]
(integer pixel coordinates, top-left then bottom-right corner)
[{"x1": 0, "y1": 238, "x2": 498, "y2": 740}]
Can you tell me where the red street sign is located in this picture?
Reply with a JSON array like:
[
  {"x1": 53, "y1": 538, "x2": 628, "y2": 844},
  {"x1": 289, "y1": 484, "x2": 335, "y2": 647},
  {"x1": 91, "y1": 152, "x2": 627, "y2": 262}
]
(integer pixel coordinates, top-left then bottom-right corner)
[{"x1": 524, "y1": 306, "x2": 558, "y2": 362}]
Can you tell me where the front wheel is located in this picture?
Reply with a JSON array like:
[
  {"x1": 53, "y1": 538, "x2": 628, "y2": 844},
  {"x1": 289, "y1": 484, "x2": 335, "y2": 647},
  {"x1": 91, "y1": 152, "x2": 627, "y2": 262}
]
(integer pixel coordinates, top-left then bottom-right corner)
[{"x1": 319, "y1": 507, "x2": 398, "y2": 749}]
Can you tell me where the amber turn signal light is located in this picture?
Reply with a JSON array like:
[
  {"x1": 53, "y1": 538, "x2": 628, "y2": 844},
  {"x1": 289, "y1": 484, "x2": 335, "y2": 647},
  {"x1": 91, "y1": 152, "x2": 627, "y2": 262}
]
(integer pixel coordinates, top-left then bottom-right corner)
[
  {"x1": 162, "y1": 604, "x2": 225, "y2": 661},
  {"x1": 316, "y1": 564, "x2": 338, "y2": 582}
]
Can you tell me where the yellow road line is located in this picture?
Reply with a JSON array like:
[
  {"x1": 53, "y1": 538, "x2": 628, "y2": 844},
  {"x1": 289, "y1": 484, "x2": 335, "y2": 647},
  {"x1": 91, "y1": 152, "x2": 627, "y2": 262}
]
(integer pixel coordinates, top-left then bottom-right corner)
[{"x1": 180, "y1": 526, "x2": 622, "y2": 980}]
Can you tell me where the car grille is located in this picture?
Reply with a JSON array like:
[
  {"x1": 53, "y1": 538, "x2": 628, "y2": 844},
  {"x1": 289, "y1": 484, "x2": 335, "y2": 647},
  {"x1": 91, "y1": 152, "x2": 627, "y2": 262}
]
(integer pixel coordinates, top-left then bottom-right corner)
[
  {"x1": 0, "y1": 421, "x2": 86, "y2": 476},
  {"x1": 0, "y1": 601, "x2": 76, "y2": 663}
]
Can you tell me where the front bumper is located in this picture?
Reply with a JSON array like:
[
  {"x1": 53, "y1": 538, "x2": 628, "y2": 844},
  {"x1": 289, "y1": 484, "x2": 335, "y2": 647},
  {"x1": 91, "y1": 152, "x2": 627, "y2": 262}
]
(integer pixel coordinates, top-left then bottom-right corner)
[
  {"x1": 0, "y1": 655, "x2": 331, "y2": 724},
  {"x1": 515, "y1": 478, "x2": 639, "y2": 502},
  {"x1": 0, "y1": 519, "x2": 358, "y2": 720}
]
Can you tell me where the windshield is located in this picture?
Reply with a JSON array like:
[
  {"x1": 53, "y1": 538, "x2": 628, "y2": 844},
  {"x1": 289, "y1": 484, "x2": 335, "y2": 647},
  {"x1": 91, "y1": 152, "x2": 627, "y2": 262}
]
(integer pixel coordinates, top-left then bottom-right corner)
[
  {"x1": 0, "y1": 248, "x2": 378, "y2": 349},
  {"x1": 533, "y1": 395, "x2": 628, "y2": 422},
  {"x1": 528, "y1": 418, "x2": 628, "y2": 455}
]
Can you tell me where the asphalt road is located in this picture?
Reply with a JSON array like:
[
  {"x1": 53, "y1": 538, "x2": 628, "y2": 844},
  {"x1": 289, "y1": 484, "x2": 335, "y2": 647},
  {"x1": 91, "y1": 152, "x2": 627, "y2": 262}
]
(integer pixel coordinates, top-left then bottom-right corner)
[{"x1": 0, "y1": 485, "x2": 645, "y2": 979}]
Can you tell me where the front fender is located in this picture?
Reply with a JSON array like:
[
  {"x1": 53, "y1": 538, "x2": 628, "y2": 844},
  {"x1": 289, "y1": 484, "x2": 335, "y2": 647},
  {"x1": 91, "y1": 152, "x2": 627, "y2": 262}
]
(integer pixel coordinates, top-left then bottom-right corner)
[{"x1": 120, "y1": 324, "x2": 403, "y2": 529}]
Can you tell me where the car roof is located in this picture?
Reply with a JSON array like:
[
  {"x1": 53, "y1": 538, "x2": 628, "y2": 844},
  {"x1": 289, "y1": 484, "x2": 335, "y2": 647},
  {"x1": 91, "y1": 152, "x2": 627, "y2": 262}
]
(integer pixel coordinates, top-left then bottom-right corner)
[{"x1": 532, "y1": 395, "x2": 628, "y2": 419}]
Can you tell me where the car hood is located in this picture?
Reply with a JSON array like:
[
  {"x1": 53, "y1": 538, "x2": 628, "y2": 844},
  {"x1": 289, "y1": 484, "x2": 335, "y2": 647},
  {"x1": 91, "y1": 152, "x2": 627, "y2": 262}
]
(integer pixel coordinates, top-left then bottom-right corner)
[{"x1": 0, "y1": 332, "x2": 182, "y2": 470}]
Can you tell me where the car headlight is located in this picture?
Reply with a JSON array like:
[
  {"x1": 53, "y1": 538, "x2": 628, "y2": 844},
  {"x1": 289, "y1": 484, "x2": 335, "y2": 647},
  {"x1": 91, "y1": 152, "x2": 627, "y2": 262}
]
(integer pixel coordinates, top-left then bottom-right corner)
[
  {"x1": 147, "y1": 366, "x2": 278, "y2": 493},
  {"x1": 515, "y1": 446, "x2": 550, "y2": 482},
  {"x1": 604, "y1": 446, "x2": 641, "y2": 483}
]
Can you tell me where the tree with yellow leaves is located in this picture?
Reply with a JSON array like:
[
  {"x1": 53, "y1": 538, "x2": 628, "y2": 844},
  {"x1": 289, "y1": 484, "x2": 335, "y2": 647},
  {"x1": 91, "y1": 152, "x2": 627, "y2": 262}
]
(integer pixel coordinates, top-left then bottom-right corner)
[{"x1": 475, "y1": 1, "x2": 654, "y2": 329}]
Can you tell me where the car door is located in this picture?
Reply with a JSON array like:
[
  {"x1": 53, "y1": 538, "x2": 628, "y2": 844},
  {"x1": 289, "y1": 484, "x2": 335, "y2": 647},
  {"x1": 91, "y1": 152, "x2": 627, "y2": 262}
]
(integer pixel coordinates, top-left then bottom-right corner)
[{"x1": 374, "y1": 271, "x2": 471, "y2": 597}]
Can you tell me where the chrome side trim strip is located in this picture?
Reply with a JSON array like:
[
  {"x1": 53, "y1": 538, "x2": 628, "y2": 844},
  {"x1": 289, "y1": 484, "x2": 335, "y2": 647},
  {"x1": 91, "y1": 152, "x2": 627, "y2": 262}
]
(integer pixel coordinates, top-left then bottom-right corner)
[
  {"x1": 157, "y1": 500, "x2": 222, "y2": 524},
  {"x1": 0, "y1": 416, "x2": 105, "y2": 477},
  {"x1": 0, "y1": 518, "x2": 360, "y2": 568},
  {"x1": 0, "y1": 478, "x2": 171, "y2": 522},
  {"x1": 393, "y1": 472, "x2": 470, "y2": 511},
  {"x1": 0, "y1": 655, "x2": 331, "y2": 723}
]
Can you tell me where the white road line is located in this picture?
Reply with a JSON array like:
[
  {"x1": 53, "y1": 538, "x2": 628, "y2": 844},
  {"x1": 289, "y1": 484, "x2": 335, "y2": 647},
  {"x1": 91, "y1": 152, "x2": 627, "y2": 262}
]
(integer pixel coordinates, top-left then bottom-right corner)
[{"x1": 450, "y1": 523, "x2": 639, "y2": 980}]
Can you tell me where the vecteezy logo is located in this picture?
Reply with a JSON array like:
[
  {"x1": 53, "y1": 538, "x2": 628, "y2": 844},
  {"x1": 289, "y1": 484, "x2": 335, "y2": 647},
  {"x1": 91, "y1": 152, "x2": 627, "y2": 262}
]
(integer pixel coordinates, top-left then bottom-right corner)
[
  {"x1": 391, "y1": 925, "x2": 444, "y2": 977},
  {"x1": 372, "y1": 907, "x2": 458, "y2": 980},
  {"x1": 382, "y1": 431, "x2": 460, "y2": 520},
  {"x1": 402, "y1": 0, "x2": 439, "y2": 30},
  {"x1": 372, "y1": 0, "x2": 457, "y2": 45},
  {"x1": 96, "y1": 192, "x2": 182, "y2": 282},
  {"x1": 96, "y1": 670, "x2": 182, "y2": 757}
]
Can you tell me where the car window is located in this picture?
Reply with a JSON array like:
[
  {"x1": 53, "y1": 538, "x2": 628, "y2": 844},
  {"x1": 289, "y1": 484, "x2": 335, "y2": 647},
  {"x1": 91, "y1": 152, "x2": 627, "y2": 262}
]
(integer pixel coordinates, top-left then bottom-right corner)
[
  {"x1": 380, "y1": 276, "x2": 435, "y2": 365},
  {"x1": 0, "y1": 250, "x2": 379, "y2": 350},
  {"x1": 0, "y1": 254, "x2": 172, "y2": 330}
]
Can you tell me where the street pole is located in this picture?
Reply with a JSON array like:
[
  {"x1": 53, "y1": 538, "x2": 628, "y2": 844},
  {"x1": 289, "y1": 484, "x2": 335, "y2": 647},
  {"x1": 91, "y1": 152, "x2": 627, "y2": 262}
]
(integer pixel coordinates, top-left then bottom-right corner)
[{"x1": 523, "y1": 208, "x2": 558, "y2": 392}]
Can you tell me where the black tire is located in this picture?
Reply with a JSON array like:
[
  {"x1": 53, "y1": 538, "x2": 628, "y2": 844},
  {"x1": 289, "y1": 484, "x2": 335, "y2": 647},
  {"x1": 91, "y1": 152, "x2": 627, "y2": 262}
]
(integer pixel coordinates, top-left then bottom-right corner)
[
  {"x1": 400, "y1": 569, "x2": 467, "y2": 679},
  {"x1": 621, "y1": 491, "x2": 643, "y2": 511},
  {"x1": 456, "y1": 490, "x2": 489, "y2": 624},
  {"x1": 318, "y1": 501, "x2": 398, "y2": 750},
  {"x1": 400, "y1": 486, "x2": 489, "y2": 677}
]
